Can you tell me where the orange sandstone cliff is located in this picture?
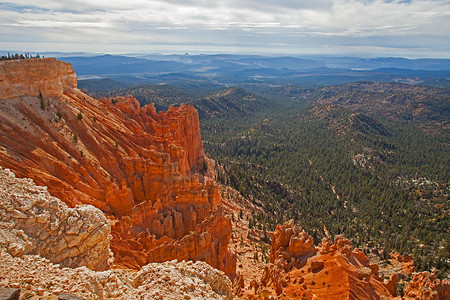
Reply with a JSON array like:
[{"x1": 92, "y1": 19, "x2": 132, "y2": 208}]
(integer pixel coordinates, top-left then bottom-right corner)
[
  {"x1": 0, "y1": 57, "x2": 77, "y2": 99},
  {"x1": 0, "y1": 58, "x2": 235, "y2": 276}
]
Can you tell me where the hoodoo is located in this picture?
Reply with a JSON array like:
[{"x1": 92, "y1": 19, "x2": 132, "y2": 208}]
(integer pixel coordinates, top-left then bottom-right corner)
[
  {"x1": 247, "y1": 220, "x2": 398, "y2": 299},
  {"x1": 0, "y1": 58, "x2": 236, "y2": 277}
]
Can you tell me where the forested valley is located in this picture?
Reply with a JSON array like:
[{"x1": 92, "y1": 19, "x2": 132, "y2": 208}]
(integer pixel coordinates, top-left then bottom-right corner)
[{"x1": 93, "y1": 80, "x2": 449, "y2": 279}]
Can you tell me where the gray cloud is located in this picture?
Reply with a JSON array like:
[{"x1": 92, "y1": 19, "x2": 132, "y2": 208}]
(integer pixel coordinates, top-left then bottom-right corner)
[{"x1": 0, "y1": 0, "x2": 449, "y2": 57}]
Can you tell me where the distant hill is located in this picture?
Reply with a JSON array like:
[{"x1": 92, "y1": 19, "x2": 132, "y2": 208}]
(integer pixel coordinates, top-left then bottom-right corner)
[
  {"x1": 310, "y1": 81, "x2": 450, "y2": 124},
  {"x1": 96, "y1": 85, "x2": 269, "y2": 119},
  {"x1": 306, "y1": 105, "x2": 391, "y2": 137},
  {"x1": 59, "y1": 54, "x2": 450, "y2": 88},
  {"x1": 300, "y1": 105, "x2": 394, "y2": 172},
  {"x1": 78, "y1": 78, "x2": 131, "y2": 93},
  {"x1": 94, "y1": 84, "x2": 197, "y2": 112},
  {"x1": 192, "y1": 87, "x2": 268, "y2": 119},
  {"x1": 61, "y1": 54, "x2": 188, "y2": 76},
  {"x1": 353, "y1": 57, "x2": 450, "y2": 70}
]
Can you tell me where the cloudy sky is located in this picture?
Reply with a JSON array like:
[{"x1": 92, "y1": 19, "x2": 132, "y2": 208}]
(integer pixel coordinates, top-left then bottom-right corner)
[{"x1": 1, "y1": 0, "x2": 449, "y2": 57}]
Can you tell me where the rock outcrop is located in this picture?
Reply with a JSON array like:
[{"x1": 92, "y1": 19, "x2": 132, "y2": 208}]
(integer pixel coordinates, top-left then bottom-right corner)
[
  {"x1": 403, "y1": 271, "x2": 450, "y2": 300},
  {"x1": 0, "y1": 58, "x2": 235, "y2": 276},
  {"x1": 250, "y1": 220, "x2": 396, "y2": 299},
  {"x1": 0, "y1": 167, "x2": 113, "y2": 271},
  {"x1": 0, "y1": 58, "x2": 76, "y2": 99},
  {"x1": 132, "y1": 260, "x2": 233, "y2": 299},
  {"x1": 0, "y1": 247, "x2": 233, "y2": 300},
  {"x1": 390, "y1": 252, "x2": 415, "y2": 274},
  {"x1": 270, "y1": 219, "x2": 316, "y2": 272}
]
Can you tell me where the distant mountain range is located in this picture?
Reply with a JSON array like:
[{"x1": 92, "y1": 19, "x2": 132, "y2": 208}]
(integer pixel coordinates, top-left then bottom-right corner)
[{"x1": 59, "y1": 54, "x2": 450, "y2": 88}]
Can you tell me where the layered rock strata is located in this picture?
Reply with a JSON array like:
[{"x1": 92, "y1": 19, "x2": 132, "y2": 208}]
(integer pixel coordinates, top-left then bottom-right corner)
[
  {"x1": 0, "y1": 58, "x2": 76, "y2": 99},
  {"x1": 0, "y1": 58, "x2": 235, "y2": 276}
]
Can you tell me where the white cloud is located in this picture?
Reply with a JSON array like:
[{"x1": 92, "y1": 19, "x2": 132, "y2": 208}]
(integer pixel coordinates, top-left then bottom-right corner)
[{"x1": 0, "y1": 0, "x2": 449, "y2": 56}]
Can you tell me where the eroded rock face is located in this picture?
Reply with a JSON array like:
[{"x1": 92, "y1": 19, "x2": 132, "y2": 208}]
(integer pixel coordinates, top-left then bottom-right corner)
[
  {"x1": 0, "y1": 58, "x2": 235, "y2": 276},
  {"x1": 270, "y1": 219, "x2": 316, "y2": 272},
  {"x1": 252, "y1": 220, "x2": 395, "y2": 299},
  {"x1": 403, "y1": 271, "x2": 450, "y2": 300},
  {"x1": 0, "y1": 58, "x2": 76, "y2": 99},
  {"x1": 0, "y1": 248, "x2": 233, "y2": 300},
  {"x1": 132, "y1": 260, "x2": 233, "y2": 300},
  {"x1": 390, "y1": 251, "x2": 415, "y2": 274},
  {"x1": 0, "y1": 167, "x2": 113, "y2": 271}
]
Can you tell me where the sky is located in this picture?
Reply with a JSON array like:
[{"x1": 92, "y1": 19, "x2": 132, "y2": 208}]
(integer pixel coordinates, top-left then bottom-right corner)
[{"x1": 1, "y1": 0, "x2": 449, "y2": 58}]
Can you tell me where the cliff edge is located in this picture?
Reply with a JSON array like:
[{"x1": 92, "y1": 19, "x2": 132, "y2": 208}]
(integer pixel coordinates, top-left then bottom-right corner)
[
  {"x1": 0, "y1": 58, "x2": 235, "y2": 277},
  {"x1": 0, "y1": 58, "x2": 77, "y2": 99}
]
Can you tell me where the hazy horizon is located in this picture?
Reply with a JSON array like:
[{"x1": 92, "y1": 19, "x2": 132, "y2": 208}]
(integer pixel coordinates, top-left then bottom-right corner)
[
  {"x1": 3, "y1": 50, "x2": 450, "y2": 60},
  {"x1": 1, "y1": 0, "x2": 449, "y2": 59}
]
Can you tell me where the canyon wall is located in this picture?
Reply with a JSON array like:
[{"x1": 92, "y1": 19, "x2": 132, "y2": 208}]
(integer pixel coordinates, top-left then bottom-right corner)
[
  {"x1": 0, "y1": 58, "x2": 77, "y2": 99},
  {"x1": 0, "y1": 58, "x2": 235, "y2": 276}
]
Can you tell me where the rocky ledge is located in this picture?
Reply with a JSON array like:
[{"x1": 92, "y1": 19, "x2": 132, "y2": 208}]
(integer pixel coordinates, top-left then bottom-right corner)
[
  {"x1": 0, "y1": 167, "x2": 112, "y2": 271},
  {"x1": 0, "y1": 167, "x2": 232, "y2": 299},
  {"x1": 0, "y1": 58, "x2": 76, "y2": 99}
]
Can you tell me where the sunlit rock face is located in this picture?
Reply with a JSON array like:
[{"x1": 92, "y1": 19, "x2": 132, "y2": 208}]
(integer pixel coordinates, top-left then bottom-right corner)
[
  {"x1": 403, "y1": 272, "x2": 450, "y2": 300},
  {"x1": 251, "y1": 220, "x2": 396, "y2": 299},
  {"x1": 0, "y1": 58, "x2": 235, "y2": 277},
  {"x1": 0, "y1": 58, "x2": 77, "y2": 99}
]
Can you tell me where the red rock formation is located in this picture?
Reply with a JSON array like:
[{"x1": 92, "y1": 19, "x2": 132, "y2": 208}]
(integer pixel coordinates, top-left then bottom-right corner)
[
  {"x1": 0, "y1": 58, "x2": 76, "y2": 99},
  {"x1": 270, "y1": 220, "x2": 316, "y2": 272},
  {"x1": 390, "y1": 251, "x2": 415, "y2": 274},
  {"x1": 0, "y1": 58, "x2": 235, "y2": 277},
  {"x1": 251, "y1": 220, "x2": 396, "y2": 299},
  {"x1": 403, "y1": 271, "x2": 450, "y2": 300}
]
